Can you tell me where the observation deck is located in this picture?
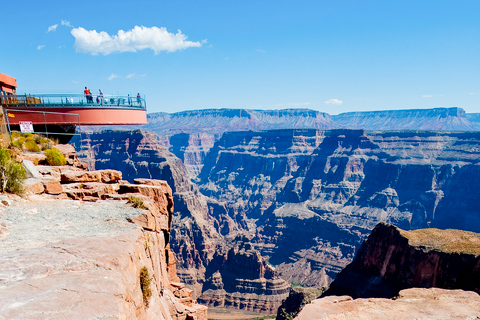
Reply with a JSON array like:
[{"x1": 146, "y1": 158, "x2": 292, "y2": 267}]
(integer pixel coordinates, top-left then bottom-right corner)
[{"x1": 0, "y1": 93, "x2": 147, "y2": 125}]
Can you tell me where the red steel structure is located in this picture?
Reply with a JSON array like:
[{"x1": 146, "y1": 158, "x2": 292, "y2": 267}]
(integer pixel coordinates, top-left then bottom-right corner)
[{"x1": 0, "y1": 73, "x2": 147, "y2": 126}]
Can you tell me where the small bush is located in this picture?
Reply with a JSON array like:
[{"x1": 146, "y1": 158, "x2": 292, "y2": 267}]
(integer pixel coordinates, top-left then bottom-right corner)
[
  {"x1": 128, "y1": 195, "x2": 147, "y2": 209},
  {"x1": 11, "y1": 139, "x2": 23, "y2": 149},
  {"x1": 139, "y1": 267, "x2": 152, "y2": 307},
  {"x1": 0, "y1": 148, "x2": 26, "y2": 194},
  {"x1": 44, "y1": 148, "x2": 66, "y2": 166},
  {"x1": 24, "y1": 138, "x2": 41, "y2": 152}
]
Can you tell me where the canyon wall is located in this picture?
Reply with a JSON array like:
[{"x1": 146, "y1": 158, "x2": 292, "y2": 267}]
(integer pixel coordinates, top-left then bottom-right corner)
[
  {"x1": 77, "y1": 130, "x2": 291, "y2": 312},
  {"x1": 324, "y1": 222, "x2": 480, "y2": 298},
  {"x1": 332, "y1": 107, "x2": 480, "y2": 131},
  {"x1": 76, "y1": 128, "x2": 480, "y2": 311},
  {"x1": 196, "y1": 129, "x2": 480, "y2": 287}
]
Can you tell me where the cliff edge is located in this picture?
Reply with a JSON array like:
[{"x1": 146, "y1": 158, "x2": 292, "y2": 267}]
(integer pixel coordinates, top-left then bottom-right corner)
[
  {"x1": 0, "y1": 146, "x2": 207, "y2": 319},
  {"x1": 325, "y1": 222, "x2": 480, "y2": 298}
]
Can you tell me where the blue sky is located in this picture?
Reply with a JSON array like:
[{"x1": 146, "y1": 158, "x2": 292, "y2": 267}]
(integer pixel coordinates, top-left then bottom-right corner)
[{"x1": 1, "y1": 0, "x2": 479, "y2": 114}]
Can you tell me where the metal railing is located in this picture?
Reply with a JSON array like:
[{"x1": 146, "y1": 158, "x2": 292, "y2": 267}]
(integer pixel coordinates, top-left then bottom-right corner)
[{"x1": 0, "y1": 93, "x2": 146, "y2": 109}]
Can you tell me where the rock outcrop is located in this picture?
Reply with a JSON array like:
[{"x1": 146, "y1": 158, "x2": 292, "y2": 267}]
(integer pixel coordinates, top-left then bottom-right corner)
[
  {"x1": 276, "y1": 286, "x2": 326, "y2": 320},
  {"x1": 198, "y1": 239, "x2": 290, "y2": 313},
  {"x1": 0, "y1": 146, "x2": 207, "y2": 319},
  {"x1": 324, "y1": 222, "x2": 480, "y2": 298},
  {"x1": 295, "y1": 288, "x2": 480, "y2": 320}
]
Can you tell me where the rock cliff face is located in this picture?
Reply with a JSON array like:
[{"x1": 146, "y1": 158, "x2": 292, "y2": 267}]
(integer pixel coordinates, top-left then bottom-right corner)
[
  {"x1": 332, "y1": 107, "x2": 480, "y2": 131},
  {"x1": 0, "y1": 155, "x2": 207, "y2": 319},
  {"x1": 76, "y1": 128, "x2": 480, "y2": 311},
  {"x1": 197, "y1": 129, "x2": 480, "y2": 286},
  {"x1": 77, "y1": 130, "x2": 291, "y2": 312},
  {"x1": 198, "y1": 239, "x2": 290, "y2": 313},
  {"x1": 144, "y1": 109, "x2": 335, "y2": 136},
  {"x1": 325, "y1": 223, "x2": 480, "y2": 298}
]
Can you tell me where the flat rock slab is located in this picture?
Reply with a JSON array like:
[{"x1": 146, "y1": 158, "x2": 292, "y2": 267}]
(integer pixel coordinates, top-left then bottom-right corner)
[
  {"x1": 295, "y1": 288, "x2": 480, "y2": 320},
  {"x1": 0, "y1": 199, "x2": 146, "y2": 320}
]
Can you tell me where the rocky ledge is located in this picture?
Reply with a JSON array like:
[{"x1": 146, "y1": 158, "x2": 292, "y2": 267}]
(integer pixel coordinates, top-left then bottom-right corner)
[
  {"x1": 325, "y1": 222, "x2": 480, "y2": 298},
  {"x1": 0, "y1": 146, "x2": 207, "y2": 319},
  {"x1": 295, "y1": 288, "x2": 480, "y2": 320}
]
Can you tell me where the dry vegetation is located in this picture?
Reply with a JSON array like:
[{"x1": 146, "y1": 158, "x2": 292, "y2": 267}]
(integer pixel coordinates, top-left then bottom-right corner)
[{"x1": 400, "y1": 228, "x2": 480, "y2": 255}]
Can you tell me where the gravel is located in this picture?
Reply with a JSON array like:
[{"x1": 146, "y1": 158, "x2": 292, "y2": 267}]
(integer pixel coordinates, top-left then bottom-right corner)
[{"x1": 0, "y1": 197, "x2": 145, "y2": 255}]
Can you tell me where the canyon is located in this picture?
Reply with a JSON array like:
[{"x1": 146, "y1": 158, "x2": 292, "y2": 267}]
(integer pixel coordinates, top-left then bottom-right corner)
[{"x1": 76, "y1": 125, "x2": 480, "y2": 312}]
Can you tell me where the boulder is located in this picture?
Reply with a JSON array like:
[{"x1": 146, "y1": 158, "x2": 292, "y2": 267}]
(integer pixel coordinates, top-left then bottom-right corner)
[
  {"x1": 42, "y1": 179, "x2": 63, "y2": 195},
  {"x1": 21, "y1": 160, "x2": 42, "y2": 179},
  {"x1": 23, "y1": 178, "x2": 45, "y2": 194}
]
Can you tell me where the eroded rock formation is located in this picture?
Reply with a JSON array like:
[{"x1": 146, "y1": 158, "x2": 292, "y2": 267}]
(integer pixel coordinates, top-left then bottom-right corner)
[
  {"x1": 197, "y1": 129, "x2": 480, "y2": 286},
  {"x1": 325, "y1": 222, "x2": 480, "y2": 298}
]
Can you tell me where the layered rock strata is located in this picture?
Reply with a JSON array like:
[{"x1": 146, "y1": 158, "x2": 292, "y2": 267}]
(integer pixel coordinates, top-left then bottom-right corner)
[
  {"x1": 325, "y1": 222, "x2": 480, "y2": 298},
  {"x1": 197, "y1": 129, "x2": 480, "y2": 286},
  {"x1": 0, "y1": 148, "x2": 207, "y2": 319},
  {"x1": 198, "y1": 240, "x2": 290, "y2": 313}
]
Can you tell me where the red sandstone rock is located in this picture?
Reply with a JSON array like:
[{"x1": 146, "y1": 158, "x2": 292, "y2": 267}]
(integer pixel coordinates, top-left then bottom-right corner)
[
  {"x1": 42, "y1": 179, "x2": 63, "y2": 194},
  {"x1": 295, "y1": 288, "x2": 480, "y2": 320},
  {"x1": 61, "y1": 169, "x2": 122, "y2": 183},
  {"x1": 23, "y1": 178, "x2": 45, "y2": 194}
]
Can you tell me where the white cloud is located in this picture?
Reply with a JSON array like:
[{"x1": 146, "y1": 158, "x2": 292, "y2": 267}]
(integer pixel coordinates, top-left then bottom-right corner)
[
  {"x1": 256, "y1": 49, "x2": 266, "y2": 53},
  {"x1": 61, "y1": 20, "x2": 73, "y2": 27},
  {"x1": 422, "y1": 95, "x2": 433, "y2": 98},
  {"x1": 37, "y1": 45, "x2": 45, "y2": 50},
  {"x1": 47, "y1": 24, "x2": 58, "y2": 33},
  {"x1": 71, "y1": 25, "x2": 204, "y2": 55},
  {"x1": 324, "y1": 99, "x2": 343, "y2": 105},
  {"x1": 126, "y1": 73, "x2": 146, "y2": 79},
  {"x1": 108, "y1": 73, "x2": 119, "y2": 81}
]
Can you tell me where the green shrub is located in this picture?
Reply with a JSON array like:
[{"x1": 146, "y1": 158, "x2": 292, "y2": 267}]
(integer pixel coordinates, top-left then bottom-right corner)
[
  {"x1": 0, "y1": 148, "x2": 26, "y2": 194},
  {"x1": 24, "y1": 138, "x2": 41, "y2": 152},
  {"x1": 44, "y1": 148, "x2": 66, "y2": 166},
  {"x1": 139, "y1": 267, "x2": 152, "y2": 307},
  {"x1": 128, "y1": 195, "x2": 147, "y2": 209},
  {"x1": 11, "y1": 139, "x2": 23, "y2": 149}
]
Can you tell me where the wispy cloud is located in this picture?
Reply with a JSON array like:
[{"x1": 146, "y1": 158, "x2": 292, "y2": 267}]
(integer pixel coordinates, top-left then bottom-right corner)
[
  {"x1": 47, "y1": 24, "x2": 58, "y2": 33},
  {"x1": 108, "y1": 73, "x2": 119, "y2": 81},
  {"x1": 256, "y1": 49, "x2": 266, "y2": 53},
  {"x1": 37, "y1": 45, "x2": 45, "y2": 50},
  {"x1": 325, "y1": 99, "x2": 343, "y2": 105},
  {"x1": 126, "y1": 73, "x2": 146, "y2": 80},
  {"x1": 61, "y1": 20, "x2": 73, "y2": 27},
  {"x1": 71, "y1": 25, "x2": 205, "y2": 55},
  {"x1": 421, "y1": 95, "x2": 433, "y2": 98},
  {"x1": 470, "y1": 92, "x2": 480, "y2": 95}
]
